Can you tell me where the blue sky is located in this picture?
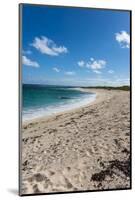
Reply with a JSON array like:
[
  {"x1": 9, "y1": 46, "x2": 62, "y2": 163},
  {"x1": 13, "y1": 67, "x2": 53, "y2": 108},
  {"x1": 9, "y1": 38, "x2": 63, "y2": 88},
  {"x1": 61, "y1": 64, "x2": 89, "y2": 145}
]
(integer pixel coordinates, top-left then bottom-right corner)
[{"x1": 22, "y1": 4, "x2": 130, "y2": 86}]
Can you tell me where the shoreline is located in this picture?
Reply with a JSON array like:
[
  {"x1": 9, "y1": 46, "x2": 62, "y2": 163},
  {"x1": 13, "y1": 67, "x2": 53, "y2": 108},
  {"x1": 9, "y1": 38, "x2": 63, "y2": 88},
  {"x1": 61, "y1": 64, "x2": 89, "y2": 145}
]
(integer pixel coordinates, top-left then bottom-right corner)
[
  {"x1": 22, "y1": 88, "x2": 105, "y2": 126},
  {"x1": 21, "y1": 89, "x2": 130, "y2": 194}
]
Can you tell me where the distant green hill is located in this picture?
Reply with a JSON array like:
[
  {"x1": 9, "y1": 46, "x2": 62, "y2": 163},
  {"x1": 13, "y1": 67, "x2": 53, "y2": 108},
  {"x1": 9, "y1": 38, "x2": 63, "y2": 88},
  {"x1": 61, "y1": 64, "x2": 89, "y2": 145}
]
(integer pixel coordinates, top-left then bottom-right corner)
[{"x1": 81, "y1": 85, "x2": 130, "y2": 91}]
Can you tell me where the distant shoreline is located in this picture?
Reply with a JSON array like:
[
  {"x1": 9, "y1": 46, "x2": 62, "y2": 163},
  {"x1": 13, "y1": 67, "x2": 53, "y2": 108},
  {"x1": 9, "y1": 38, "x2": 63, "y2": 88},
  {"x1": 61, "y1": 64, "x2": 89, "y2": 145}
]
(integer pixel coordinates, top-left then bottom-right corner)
[
  {"x1": 80, "y1": 85, "x2": 130, "y2": 91},
  {"x1": 22, "y1": 83, "x2": 130, "y2": 90}
]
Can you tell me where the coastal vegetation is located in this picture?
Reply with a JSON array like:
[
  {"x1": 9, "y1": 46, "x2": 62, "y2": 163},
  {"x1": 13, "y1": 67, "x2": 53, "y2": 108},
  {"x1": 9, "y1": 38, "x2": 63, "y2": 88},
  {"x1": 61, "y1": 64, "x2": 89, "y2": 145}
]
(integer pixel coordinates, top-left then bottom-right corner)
[{"x1": 81, "y1": 85, "x2": 130, "y2": 91}]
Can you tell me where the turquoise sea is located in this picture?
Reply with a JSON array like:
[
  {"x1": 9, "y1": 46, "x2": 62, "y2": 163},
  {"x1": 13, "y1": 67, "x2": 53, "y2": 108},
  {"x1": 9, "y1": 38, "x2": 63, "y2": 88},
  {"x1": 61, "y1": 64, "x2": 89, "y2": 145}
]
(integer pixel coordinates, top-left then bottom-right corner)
[{"x1": 22, "y1": 84, "x2": 96, "y2": 121}]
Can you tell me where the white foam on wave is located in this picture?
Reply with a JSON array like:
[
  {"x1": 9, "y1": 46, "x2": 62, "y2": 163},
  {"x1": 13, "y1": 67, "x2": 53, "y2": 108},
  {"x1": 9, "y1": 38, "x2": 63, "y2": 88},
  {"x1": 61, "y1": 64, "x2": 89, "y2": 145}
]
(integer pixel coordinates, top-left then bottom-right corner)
[{"x1": 22, "y1": 93, "x2": 96, "y2": 122}]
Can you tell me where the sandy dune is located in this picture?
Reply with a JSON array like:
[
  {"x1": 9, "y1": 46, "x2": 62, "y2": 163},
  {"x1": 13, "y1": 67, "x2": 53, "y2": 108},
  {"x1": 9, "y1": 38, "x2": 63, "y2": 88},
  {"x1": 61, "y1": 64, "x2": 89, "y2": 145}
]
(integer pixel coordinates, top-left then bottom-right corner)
[{"x1": 21, "y1": 89, "x2": 130, "y2": 195}]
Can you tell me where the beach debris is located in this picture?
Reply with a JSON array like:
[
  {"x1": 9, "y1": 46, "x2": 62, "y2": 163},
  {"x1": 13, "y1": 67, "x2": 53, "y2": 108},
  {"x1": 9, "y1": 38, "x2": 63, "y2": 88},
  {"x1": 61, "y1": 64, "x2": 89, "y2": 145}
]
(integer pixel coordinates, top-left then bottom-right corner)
[
  {"x1": 91, "y1": 157, "x2": 130, "y2": 182},
  {"x1": 33, "y1": 173, "x2": 45, "y2": 182},
  {"x1": 122, "y1": 148, "x2": 130, "y2": 155},
  {"x1": 33, "y1": 184, "x2": 40, "y2": 193},
  {"x1": 91, "y1": 168, "x2": 113, "y2": 182}
]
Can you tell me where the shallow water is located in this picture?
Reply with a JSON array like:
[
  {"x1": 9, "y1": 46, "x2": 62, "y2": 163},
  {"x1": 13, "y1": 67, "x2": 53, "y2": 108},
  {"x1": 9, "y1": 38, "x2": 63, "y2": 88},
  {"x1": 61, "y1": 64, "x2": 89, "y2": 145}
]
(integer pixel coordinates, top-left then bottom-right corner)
[{"x1": 22, "y1": 84, "x2": 96, "y2": 121}]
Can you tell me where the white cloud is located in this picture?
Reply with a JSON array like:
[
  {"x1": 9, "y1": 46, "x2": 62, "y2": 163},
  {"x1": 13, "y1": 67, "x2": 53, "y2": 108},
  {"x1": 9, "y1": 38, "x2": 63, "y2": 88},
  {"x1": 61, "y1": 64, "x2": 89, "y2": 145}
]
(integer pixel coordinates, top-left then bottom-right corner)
[
  {"x1": 90, "y1": 57, "x2": 94, "y2": 61},
  {"x1": 65, "y1": 71, "x2": 76, "y2": 76},
  {"x1": 115, "y1": 31, "x2": 130, "y2": 48},
  {"x1": 53, "y1": 67, "x2": 60, "y2": 72},
  {"x1": 108, "y1": 70, "x2": 114, "y2": 74},
  {"x1": 31, "y1": 36, "x2": 68, "y2": 56},
  {"x1": 84, "y1": 77, "x2": 129, "y2": 86},
  {"x1": 36, "y1": 76, "x2": 129, "y2": 87},
  {"x1": 22, "y1": 50, "x2": 32, "y2": 55},
  {"x1": 78, "y1": 58, "x2": 106, "y2": 74},
  {"x1": 78, "y1": 60, "x2": 85, "y2": 67},
  {"x1": 90, "y1": 60, "x2": 106, "y2": 70},
  {"x1": 86, "y1": 59, "x2": 106, "y2": 70},
  {"x1": 93, "y1": 70, "x2": 102, "y2": 74},
  {"x1": 86, "y1": 62, "x2": 91, "y2": 68},
  {"x1": 116, "y1": 78, "x2": 129, "y2": 83},
  {"x1": 22, "y1": 56, "x2": 39, "y2": 68}
]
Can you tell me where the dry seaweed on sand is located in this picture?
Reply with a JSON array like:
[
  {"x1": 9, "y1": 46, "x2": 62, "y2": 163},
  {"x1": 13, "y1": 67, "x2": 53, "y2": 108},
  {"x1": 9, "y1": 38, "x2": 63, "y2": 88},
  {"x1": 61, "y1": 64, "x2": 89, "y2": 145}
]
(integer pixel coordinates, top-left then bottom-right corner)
[{"x1": 91, "y1": 156, "x2": 130, "y2": 182}]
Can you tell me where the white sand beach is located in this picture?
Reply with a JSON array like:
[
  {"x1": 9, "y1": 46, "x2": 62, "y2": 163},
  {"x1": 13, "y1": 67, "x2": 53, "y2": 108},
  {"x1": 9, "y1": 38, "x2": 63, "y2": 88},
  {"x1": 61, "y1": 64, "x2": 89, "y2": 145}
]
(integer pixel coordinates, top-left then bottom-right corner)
[{"x1": 21, "y1": 89, "x2": 130, "y2": 194}]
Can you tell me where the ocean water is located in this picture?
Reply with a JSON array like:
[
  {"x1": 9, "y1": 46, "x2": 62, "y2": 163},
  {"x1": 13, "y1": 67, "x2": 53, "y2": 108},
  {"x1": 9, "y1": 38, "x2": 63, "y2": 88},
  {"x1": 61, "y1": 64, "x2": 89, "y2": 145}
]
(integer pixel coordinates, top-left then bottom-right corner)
[{"x1": 22, "y1": 84, "x2": 96, "y2": 121}]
